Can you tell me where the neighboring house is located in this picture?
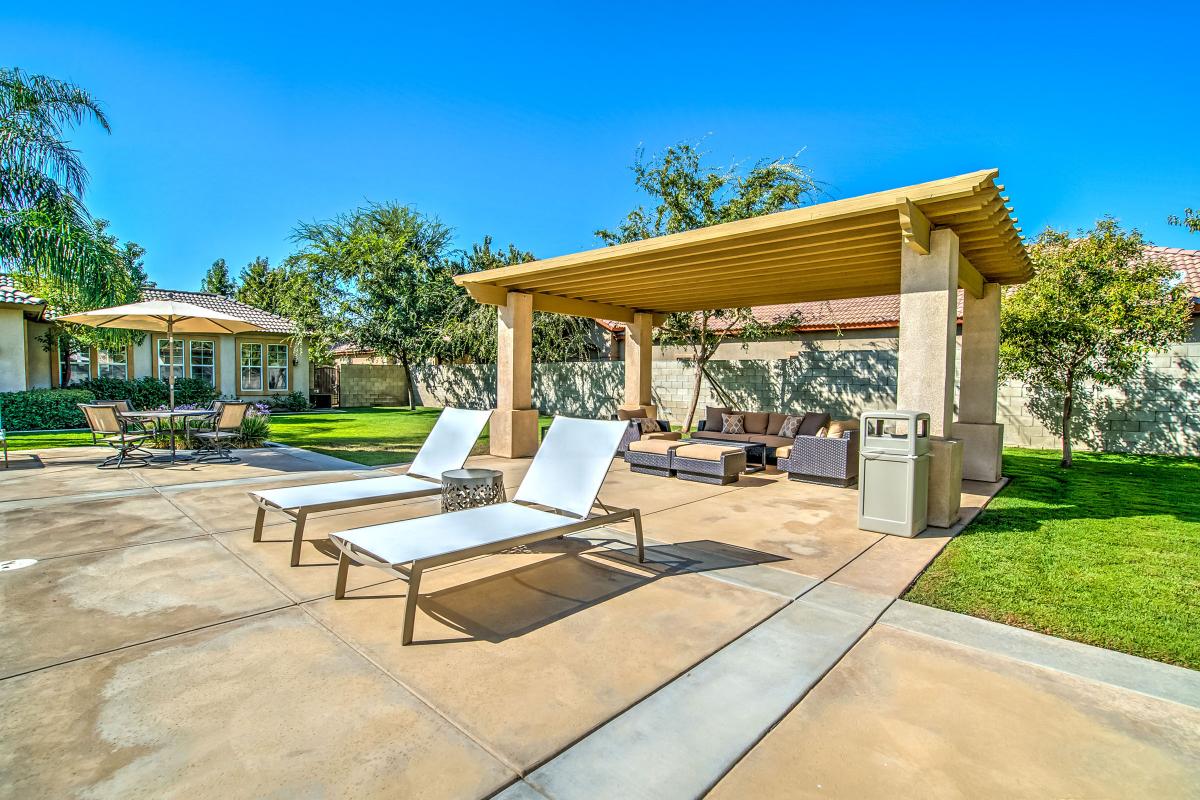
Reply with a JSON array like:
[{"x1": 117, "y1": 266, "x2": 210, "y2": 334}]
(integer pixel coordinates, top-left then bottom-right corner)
[{"x1": 0, "y1": 279, "x2": 310, "y2": 400}]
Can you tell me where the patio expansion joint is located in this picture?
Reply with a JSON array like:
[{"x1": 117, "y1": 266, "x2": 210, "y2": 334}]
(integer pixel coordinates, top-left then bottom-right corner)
[{"x1": 880, "y1": 600, "x2": 1200, "y2": 710}]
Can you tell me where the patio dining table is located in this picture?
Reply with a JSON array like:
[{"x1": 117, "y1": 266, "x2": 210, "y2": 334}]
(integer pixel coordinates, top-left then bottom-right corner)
[{"x1": 120, "y1": 409, "x2": 216, "y2": 464}]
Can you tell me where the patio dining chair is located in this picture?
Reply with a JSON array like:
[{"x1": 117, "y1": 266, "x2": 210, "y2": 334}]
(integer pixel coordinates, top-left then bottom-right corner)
[
  {"x1": 328, "y1": 416, "x2": 643, "y2": 646},
  {"x1": 1, "y1": 406, "x2": 7, "y2": 469},
  {"x1": 78, "y1": 403, "x2": 155, "y2": 469},
  {"x1": 192, "y1": 401, "x2": 250, "y2": 464},
  {"x1": 248, "y1": 407, "x2": 493, "y2": 567}
]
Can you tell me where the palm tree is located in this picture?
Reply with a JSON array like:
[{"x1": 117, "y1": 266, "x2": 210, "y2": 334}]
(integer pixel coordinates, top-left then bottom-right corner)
[{"x1": 0, "y1": 67, "x2": 134, "y2": 306}]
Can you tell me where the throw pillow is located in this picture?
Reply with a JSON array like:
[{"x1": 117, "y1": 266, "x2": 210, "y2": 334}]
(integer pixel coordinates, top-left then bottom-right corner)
[
  {"x1": 721, "y1": 413, "x2": 745, "y2": 434},
  {"x1": 778, "y1": 415, "x2": 804, "y2": 438},
  {"x1": 827, "y1": 419, "x2": 858, "y2": 438},
  {"x1": 815, "y1": 426, "x2": 829, "y2": 438},
  {"x1": 637, "y1": 418, "x2": 661, "y2": 434},
  {"x1": 742, "y1": 411, "x2": 769, "y2": 434},
  {"x1": 797, "y1": 412, "x2": 831, "y2": 437},
  {"x1": 617, "y1": 408, "x2": 647, "y2": 421}
]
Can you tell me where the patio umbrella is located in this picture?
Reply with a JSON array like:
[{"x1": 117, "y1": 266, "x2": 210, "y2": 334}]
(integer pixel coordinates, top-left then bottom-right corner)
[{"x1": 58, "y1": 295, "x2": 265, "y2": 409}]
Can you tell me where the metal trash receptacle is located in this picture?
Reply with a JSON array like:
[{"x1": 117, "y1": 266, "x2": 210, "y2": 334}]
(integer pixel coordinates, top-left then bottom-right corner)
[{"x1": 857, "y1": 410, "x2": 930, "y2": 537}]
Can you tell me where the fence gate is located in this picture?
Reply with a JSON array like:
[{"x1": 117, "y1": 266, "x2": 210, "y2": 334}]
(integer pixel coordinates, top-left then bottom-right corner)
[{"x1": 312, "y1": 366, "x2": 339, "y2": 408}]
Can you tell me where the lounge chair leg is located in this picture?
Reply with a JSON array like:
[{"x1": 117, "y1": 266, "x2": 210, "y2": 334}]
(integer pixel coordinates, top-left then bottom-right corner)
[
  {"x1": 633, "y1": 509, "x2": 645, "y2": 563},
  {"x1": 252, "y1": 507, "x2": 266, "y2": 543},
  {"x1": 334, "y1": 550, "x2": 350, "y2": 599},
  {"x1": 289, "y1": 510, "x2": 309, "y2": 567},
  {"x1": 401, "y1": 562, "x2": 424, "y2": 646}
]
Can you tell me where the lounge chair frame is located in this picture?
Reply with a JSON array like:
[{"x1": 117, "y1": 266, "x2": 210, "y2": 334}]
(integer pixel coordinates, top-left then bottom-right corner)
[
  {"x1": 332, "y1": 499, "x2": 644, "y2": 645},
  {"x1": 249, "y1": 407, "x2": 492, "y2": 566}
]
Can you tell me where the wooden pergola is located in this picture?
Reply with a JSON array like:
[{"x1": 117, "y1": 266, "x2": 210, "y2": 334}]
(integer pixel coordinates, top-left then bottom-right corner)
[{"x1": 456, "y1": 169, "x2": 1031, "y2": 526}]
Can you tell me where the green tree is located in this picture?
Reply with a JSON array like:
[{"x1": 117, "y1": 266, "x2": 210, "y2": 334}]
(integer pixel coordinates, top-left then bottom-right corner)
[
  {"x1": 596, "y1": 142, "x2": 817, "y2": 429},
  {"x1": 1168, "y1": 208, "x2": 1199, "y2": 233},
  {"x1": 429, "y1": 237, "x2": 602, "y2": 364},
  {"x1": 292, "y1": 202, "x2": 453, "y2": 408},
  {"x1": 1000, "y1": 218, "x2": 1192, "y2": 467},
  {"x1": 0, "y1": 67, "x2": 132, "y2": 308},
  {"x1": 235, "y1": 256, "x2": 288, "y2": 314},
  {"x1": 201, "y1": 257, "x2": 235, "y2": 296}
]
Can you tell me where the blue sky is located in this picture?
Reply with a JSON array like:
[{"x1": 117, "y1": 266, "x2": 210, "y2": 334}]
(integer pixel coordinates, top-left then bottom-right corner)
[{"x1": 4, "y1": 2, "x2": 1198, "y2": 289}]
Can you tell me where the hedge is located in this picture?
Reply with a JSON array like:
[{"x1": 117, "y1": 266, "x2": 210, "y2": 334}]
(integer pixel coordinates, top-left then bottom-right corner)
[
  {"x1": 74, "y1": 376, "x2": 219, "y2": 409},
  {"x1": 0, "y1": 388, "x2": 96, "y2": 431}
]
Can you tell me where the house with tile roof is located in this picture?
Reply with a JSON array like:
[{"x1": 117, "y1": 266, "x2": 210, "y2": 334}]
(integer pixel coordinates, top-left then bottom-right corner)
[{"x1": 0, "y1": 277, "x2": 310, "y2": 399}]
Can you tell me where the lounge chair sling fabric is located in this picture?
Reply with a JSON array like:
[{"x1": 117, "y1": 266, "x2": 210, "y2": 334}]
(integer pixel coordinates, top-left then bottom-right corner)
[
  {"x1": 329, "y1": 416, "x2": 644, "y2": 646},
  {"x1": 247, "y1": 407, "x2": 492, "y2": 567}
]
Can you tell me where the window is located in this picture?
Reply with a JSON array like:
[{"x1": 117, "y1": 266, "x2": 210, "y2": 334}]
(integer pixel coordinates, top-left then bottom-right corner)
[
  {"x1": 157, "y1": 338, "x2": 184, "y2": 382},
  {"x1": 190, "y1": 340, "x2": 216, "y2": 386},
  {"x1": 240, "y1": 343, "x2": 263, "y2": 391},
  {"x1": 97, "y1": 348, "x2": 128, "y2": 380},
  {"x1": 266, "y1": 344, "x2": 289, "y2": 391},
  {"x1": 58, "y1": 339, "x2": 90, "y2": 385}
]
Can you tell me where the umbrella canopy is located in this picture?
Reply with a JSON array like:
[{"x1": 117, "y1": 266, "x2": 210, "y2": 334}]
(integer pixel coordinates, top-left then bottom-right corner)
[
  {"x1": 59, "y1": 296, "x2": 267, "y2": 408},
  {"x1": 58, "y1": 298, "x2": 264, "y2": 335}
]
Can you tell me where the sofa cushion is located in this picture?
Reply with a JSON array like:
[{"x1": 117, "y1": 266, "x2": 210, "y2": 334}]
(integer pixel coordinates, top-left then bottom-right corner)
[
  {"x1": 704, "y1": 406, "x2": 730, "y2": 431},
  {"x1": 827, "y1": 419, "x2": 859, "y2": 438},
  {"x1": 798, "y1": 412, "x2": 831, "y2": 436},
  {"x1": 721, "y1": 414, "x2": 745, "y2": 434},
  {"x1": 766, "y1": 412, "x2": 788, "y2": 435},
  {"x1": 642, "y1": 431, "x2": 682, "y2": 442},
  {"x1": 775, "y1": 444, "x2": 792, "y2": 459},
  {"x1": 617, "y1": 407, "x2": 647, "y2": 421},
  {"x1": 692, "y1": 431, "x2": 754, "y2": 443},
  {"x1": 628, "y1": 438, "x2": 680, "y2": 455},
  {"x1": 636, "y1": 418, "x2": 662, "y2": 434},
  {"x1": 675, "y1": 443, "x2": 744, "y2": 461},
  {"x1": 748, "y1": 434, "x2": 793, "y2": 448},
  {"x1": 742, "y1": 411, "x2": 769, "y2": 434}
]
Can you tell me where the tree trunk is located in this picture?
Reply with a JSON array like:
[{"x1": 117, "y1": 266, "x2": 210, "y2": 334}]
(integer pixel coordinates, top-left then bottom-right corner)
[
  {"x1": 683, "y1": 357, "x2": 705, "y2": 432},
  {"x1": 1060, "y1": 381, "x2": 1074, "y2": 468},
  {"x1": 398, "y1": 348, "x2": 415, "y2": 410}
]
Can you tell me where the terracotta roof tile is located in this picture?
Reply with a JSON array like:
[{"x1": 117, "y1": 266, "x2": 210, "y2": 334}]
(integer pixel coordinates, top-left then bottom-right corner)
[
  {"x1": 140, "y1": 289, "x2": 296, "y2": 333},
  {"x1": 0, "y1": 275, "x2": 45, "y2": 306}
]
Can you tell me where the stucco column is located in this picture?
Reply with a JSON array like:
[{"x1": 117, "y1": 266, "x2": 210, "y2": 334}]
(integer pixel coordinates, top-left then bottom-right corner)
[
  {"x1": 897, "y1": 228, "x2": 962, "y2": 528},
  {"x1": 621, "y1": 312, "x2": 657, "y2": 418},
  {"x1": 491, "y1": 291, "x2": 539, "y2": 458},
  {"x1": 952, "y1": 282, "x2": 1005, "y2": 481}
]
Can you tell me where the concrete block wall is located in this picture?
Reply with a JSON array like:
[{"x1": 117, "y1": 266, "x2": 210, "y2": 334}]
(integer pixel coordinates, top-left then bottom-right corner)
[{"x1": 339, "y1": 363, "x2": 412, "y2": 407}]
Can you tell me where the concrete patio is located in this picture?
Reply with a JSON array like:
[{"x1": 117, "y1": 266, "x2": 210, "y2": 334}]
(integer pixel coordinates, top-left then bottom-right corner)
[{"x1": 1, "y1": 445, "x2": 1197, "y2": 799}]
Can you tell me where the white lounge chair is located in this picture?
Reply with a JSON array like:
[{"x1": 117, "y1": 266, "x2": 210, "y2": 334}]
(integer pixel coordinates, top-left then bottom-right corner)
[
  {"x1": 247, "y1": 407, "x2": 493, "y2": 566},
  {"x1": 329, "y1": 416, "x2": 644, "y2": 645}
]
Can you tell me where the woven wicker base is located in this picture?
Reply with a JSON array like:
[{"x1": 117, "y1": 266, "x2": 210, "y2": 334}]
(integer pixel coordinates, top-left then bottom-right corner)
[
  {"x1": 676, "y1": 470, "x2": 738, "y2": 485},
  {"x1": 630, "y1": 463, "x2": 673, "y2": 477},
  {"x1": 625, "y1": 450, "x2": 675, "y2": 478},
  {"x1": 787, "y1": 472, "x2": 857, "y2": 488}
]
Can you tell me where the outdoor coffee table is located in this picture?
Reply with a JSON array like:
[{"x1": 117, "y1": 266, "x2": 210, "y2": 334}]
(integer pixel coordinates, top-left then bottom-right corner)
[
  {"x1": 684, "y1": 437, "x2": 767, "y2": 473},
  {"x1": 120, "y1": 409, "x2": 216, "y2": 464},
  {"x1": 440, "y1": 468, "x2": 506, "y2": 512}
]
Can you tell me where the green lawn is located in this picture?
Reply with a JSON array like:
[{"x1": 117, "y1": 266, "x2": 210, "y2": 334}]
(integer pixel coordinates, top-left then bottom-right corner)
[
  {"x1": 268, "y1": 406, "x2": 552, "y2": 466},
  {"x1": 5, "y1": 430, "x2": 94, "y2": 450},
  {"x1": 906, "y1": 448, "x2": 1200, "y2": 669}
]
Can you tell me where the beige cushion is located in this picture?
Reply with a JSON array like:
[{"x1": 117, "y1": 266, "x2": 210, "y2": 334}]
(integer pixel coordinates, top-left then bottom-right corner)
[
  {"x1": 642, "y1": 431, "x2": 682, "y2": 441},
  {"x1": 704, "y1": 406, "x2": 730, "y2": 431},
  {"x1": 775, "y1": 445, "x2": 792, "y2": 459},
  {"x1": 628, "y1": 438, "x2": 680, "y2": 455},
  {"x1": 721, "y1": 414, "x2": 745, "y2": 434},
  {"x1": 675, "y1": 443, "x2": 744, "y2": 461},
  {"x1": 694, "y1": 431, "x2": 754, "y2": 443},
  {"x1": 766, "y1": 412, "x2": 788, "y2": 435},
  {"x1": 617, "y1": 408, "x2": 647, "y2": 421},
  {"x1": 748, "y1": 434, "x2": 793, "y2": 448},
  {"x1": 826, "y1": 419, "x2": 859, "y2": 438},
  {"x1": 743, "y1": 411, "x2": 768, "y2": 435}
]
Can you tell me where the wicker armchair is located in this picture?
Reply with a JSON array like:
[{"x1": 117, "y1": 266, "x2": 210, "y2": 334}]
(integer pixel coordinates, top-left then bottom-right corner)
[
  {"x1": 616, "y1": 418, "x2": 675, "y2": 454},
  {"x1": 776, "y1": 431, "x2": 859, "y2": 487}
]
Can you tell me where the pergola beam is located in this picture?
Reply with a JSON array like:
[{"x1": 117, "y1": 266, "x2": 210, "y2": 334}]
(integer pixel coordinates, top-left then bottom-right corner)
[
  {"x1": 465, "y1": 283, "x2": 638, "y2": 323},
  {"x1": 958, "y1": 254, "x2": 985, "y2": 299},
  {"x1": 899, "y1": 198, "x2": 931, "y2": 255}
]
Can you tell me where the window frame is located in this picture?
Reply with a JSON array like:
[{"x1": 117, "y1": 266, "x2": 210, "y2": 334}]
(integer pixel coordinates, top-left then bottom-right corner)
[
  {"x1": 240, "y1": 342, "x2": 264, "y2": 392},
  {"x1": 189, "y1": 339, "x2": 217, "y2": 387},
  {"x1": 96, "y1": 347, "x2": 129, "y2": 380}
]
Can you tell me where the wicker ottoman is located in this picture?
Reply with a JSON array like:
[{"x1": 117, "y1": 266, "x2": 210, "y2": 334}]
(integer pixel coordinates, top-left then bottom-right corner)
[
  {"x1": 625, "y1": 438, "x2": 681, "y2": 477},
  {"x1": 672, "y1": 443, "x2": 747, "y2": 485}
]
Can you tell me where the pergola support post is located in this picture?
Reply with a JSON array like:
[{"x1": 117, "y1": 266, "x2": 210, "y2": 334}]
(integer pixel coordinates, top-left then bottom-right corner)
[
  {"x1": 621, "y1": 312, "x2": 657, "y2": 418},
  {"x1": 952, "y1": 282, "x2": 1004, "y2": 482},
  {"x1": 491, "y1": 291, "x2": 539, "y2": 458},
  {"x1": 897, "y1": 228, "x2": 963, "y2": 528}
]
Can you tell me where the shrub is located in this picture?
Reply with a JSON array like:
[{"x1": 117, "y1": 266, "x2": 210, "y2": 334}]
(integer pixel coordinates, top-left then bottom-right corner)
[
  {"x1": 0, "y1": 388, "x2": 96, "y2": 430},
  {"x1": 265, "y1": 391, "x2": 311, "y2": 412},
  {"x1": 238, "y1": 412, "x2": 271, "y2": 447},
  {"x1": 74, "y1": 376, "x2": 218, "y2": 410}
]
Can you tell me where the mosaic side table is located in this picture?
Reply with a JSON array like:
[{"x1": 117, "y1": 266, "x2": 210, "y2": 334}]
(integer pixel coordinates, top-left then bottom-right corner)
[{"x1": 440, "y1": 468, "x2": 506, "y2": 512}]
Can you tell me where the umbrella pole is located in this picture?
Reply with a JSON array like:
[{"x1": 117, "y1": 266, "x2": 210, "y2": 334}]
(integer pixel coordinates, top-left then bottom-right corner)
[{"x1": 168, "y1": 320, "x2": 176, "y2": 410}]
